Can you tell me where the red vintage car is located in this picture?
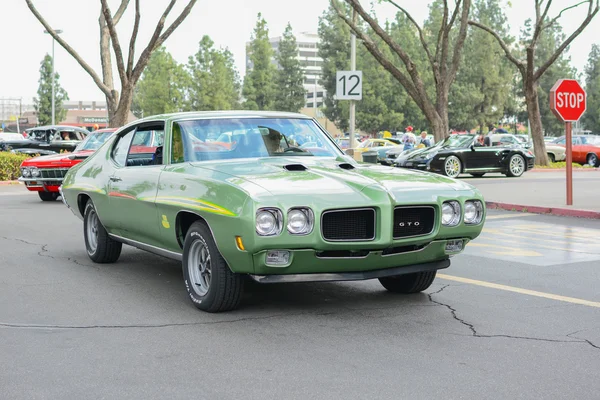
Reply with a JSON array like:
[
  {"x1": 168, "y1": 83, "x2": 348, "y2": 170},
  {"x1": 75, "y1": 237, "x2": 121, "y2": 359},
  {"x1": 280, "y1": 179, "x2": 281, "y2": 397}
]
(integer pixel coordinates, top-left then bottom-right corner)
[
  {"x1": 553, "y1": 134, "x2": 600, "y2": 167},
  {"x1": 19, "y1": 129, "x2": 118, "y2": 201}
]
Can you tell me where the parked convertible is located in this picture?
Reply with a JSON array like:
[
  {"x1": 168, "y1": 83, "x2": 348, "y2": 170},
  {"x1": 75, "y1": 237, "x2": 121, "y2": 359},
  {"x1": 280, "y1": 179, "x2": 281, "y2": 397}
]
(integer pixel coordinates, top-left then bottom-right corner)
[
  {"x1": 7, "y1": 125, "x2": 90, "y2": 155},
  {"x1": 396, "y1": 134, "x2": 535, "y2": 178},
  {"x1": 61, "y1": 111, "x2": 485, "y2": 312},
  {"x1": 19, "y1": 128, "x2": 117, "y2": 201}
]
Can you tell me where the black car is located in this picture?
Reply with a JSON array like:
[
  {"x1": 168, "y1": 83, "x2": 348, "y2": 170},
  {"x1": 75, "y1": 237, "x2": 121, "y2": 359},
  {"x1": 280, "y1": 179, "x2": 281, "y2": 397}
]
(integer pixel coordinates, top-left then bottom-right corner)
[
  {"x1": 396, "y1": 134, "x2": 535, "y2": 178},
  {"x1": 5, "y1": 125, "x2": 89, "y2": 155}
]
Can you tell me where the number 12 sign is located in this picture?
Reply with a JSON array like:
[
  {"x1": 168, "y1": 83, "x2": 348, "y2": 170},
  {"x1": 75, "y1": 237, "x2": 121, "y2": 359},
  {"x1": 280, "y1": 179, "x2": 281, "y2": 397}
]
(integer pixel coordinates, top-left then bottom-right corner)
[{"x1": 336, "y1": 71, "x2": 362, "y2": 100}]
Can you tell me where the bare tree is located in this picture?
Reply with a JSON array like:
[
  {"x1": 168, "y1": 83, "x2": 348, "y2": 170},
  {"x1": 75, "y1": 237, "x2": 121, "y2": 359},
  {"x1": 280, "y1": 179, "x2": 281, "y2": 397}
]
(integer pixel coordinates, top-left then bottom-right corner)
[
  {"x1": 470, "y1": 0, "x2": 599, "y2": 165},
  {"x1": 331, "y1": 0, "x2": 471, "y2": 141},
  {"x1": 26, "y1": 0, "x2": 198, "y2": 127}
]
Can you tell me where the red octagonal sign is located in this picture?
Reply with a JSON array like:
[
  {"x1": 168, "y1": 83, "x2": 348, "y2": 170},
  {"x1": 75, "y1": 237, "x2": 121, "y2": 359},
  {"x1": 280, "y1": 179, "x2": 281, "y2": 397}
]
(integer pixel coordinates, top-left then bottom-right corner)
[{"x1": 550, "y1": 79, "x2": 586, "y2": 122}]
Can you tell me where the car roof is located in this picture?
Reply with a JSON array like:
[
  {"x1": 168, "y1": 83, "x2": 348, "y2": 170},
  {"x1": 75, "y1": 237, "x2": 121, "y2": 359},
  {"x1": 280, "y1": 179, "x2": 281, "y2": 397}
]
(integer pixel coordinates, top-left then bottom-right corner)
[
  {"x1": 132, "y1": 110, "x2": 313, "y2": 124},
  {"x1": 26, "y1": 125, "x2": 89, "y2": 132}
]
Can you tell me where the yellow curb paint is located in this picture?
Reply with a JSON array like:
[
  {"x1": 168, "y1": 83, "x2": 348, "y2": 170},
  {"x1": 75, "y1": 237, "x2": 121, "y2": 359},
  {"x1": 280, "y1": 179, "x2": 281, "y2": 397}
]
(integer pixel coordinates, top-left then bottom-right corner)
[{"x1": 437, "y1": 274, "x2": 600, "y2": 309}]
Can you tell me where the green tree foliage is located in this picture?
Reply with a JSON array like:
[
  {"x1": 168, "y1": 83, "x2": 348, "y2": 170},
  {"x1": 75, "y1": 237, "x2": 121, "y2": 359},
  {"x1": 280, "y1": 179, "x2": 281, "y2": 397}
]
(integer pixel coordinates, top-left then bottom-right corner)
[
  {"x1": 449, "y1": 0, "x2": 513, "y2": 132},
  {"x1": 132, "y1": 47, "x2": 186, "y2": 117},
  {"x1": 243, "y1": 13, "x2": 277, "y2": 110},
  {"x1": 520, "y1": 19, "x2": 576, "y2": 136},
  {"x1": 273, "y1": 24, "x2": 306, "y2": 112},
  {"x1": 33, "y1": 54, "x2": 68, "y2": 125},
  {"x1": 582, "y1": 44, "x2": 600, "y2": 133},
  {"x1": 185, "y1": 36, "x2": 241, "y2": 111}
]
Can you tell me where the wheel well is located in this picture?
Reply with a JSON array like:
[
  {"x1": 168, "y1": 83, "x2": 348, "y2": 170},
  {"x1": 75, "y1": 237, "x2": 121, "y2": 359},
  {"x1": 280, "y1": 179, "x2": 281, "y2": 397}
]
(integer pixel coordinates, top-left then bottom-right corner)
[
  {"x1": 175, "y1": 211, "x2": 207, "y2": 249},
  {"x1": 77, "y1": 194, "x2": 91, "y2": 218}
]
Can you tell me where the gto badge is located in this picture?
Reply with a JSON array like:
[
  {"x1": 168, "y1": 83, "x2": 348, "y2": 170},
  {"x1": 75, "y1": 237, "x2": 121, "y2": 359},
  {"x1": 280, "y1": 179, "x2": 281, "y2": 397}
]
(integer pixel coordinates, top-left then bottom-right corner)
[{"x1": 399, "y1": 221, "x2": 420, "y2": 227}]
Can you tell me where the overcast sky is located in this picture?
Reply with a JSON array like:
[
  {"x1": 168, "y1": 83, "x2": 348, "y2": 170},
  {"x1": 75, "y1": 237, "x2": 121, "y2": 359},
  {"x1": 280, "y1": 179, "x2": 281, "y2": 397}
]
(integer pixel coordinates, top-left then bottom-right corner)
[{"x1": 1, "y1": 0, "x2": 597, "y2": 105}]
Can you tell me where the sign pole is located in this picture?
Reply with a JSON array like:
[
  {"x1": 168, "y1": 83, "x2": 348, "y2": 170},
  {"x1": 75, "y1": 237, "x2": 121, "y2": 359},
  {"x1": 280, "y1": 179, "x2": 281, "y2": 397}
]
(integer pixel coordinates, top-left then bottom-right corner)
[
  {"x1": 565, "y1": 121, "x2": 573, "y2": 205},
  {"x1": 349, "y1": 9, "x2": 357, "y2": 151}
]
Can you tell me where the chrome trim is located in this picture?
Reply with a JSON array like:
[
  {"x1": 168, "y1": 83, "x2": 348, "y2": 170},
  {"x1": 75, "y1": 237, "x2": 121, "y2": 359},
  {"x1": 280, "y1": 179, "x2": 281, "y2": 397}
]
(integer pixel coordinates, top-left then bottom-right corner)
[
  {"x1": 320, "y1": 207, "x2": 376, "y2": 242},
  {"x1": 286, "y1": 207, "x2": 314, "y2": 236},
  {"x1": 249, "y1": 259, "x2": 450, "y2": 284},
  {"x1": 392, "y1": 205, "x2": 436, "y2": 239},
  {"x1": 19, "y1": 177, "x2": 65, "y2": 183},
  {"x1": 109, "y1": 234, "x2": 182, "y2": 261}
]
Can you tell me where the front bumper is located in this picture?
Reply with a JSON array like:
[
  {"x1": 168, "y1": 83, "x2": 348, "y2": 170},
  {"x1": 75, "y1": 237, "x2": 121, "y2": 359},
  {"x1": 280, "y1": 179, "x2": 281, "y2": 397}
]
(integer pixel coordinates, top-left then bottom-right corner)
[
  {"x1": 396, "y1": 158, "x2": 430, "y2": 170},
  {"x1": 18, "y1": 177, "x2": 63, "y2": 192},
  {"x1": 249, "y1": 238, "x2": 468, "y2": 278}
]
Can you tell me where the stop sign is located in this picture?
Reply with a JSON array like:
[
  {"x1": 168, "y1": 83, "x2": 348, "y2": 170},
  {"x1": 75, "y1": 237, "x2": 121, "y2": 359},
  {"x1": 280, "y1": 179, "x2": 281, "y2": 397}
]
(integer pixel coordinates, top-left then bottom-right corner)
[{"x1": 550, "y1": 79, "x2": 586, "y2": 122}]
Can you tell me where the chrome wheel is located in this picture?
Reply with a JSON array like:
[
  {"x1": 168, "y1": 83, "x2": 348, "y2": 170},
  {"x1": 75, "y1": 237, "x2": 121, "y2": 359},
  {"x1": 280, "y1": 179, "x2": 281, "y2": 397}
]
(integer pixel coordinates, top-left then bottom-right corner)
[
  {"x1": 509, "y1": 155, "x2": 525, "y2": 176},
  {"x1": 86, "y1": 208, "x2": 99, "y2": 254},
  {"x1": 444, "y1": 156, "x2": 461, "y2": 178},
  {"x1": 588, "y1": 154, "x2": 598, "y2": 167},
  {"x1": 188, "y1": 239, "x2": 212, "y2": 297}
]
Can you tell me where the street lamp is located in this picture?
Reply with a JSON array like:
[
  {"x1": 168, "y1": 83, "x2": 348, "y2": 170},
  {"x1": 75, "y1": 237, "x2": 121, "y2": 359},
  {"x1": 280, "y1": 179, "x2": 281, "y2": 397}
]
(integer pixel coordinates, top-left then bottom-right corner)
[{"x1": 44, "y1": 29, "x2": 63, "y2": 125}]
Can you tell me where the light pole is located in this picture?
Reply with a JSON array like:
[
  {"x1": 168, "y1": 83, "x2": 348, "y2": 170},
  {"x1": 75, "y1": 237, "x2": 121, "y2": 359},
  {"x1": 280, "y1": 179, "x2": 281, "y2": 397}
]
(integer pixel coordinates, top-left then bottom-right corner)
[{"x1": 44, "y1": 29, "x2": 63, "y2": 125}]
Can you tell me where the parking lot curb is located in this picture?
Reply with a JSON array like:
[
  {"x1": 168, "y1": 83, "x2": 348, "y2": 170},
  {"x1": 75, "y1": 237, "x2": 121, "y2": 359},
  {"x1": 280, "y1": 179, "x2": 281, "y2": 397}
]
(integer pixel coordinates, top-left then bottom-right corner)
[
  {"x1": 486, "y1": 201, "x2": 600, "y2": 219},
  {"x1": 0, "y1": 180, "x2": 21, "y2": 186}
]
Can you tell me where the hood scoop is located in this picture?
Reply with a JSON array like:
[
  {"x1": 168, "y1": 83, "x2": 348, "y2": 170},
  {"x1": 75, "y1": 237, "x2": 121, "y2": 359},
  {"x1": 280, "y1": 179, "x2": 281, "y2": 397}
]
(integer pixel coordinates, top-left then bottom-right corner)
[
  {"x1": 283, "y1": 163, "x2": 308, "y2": 171},
  {"x1": 338, "y1": 163, "x2": 356, "y2": 170}
]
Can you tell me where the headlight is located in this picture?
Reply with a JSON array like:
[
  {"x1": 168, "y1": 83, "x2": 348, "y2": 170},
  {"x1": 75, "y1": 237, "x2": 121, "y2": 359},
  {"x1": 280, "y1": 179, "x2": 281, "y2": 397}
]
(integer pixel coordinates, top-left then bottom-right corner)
[
  {"x1": 21, "y1": 168, "x2": 31, "y2": 177},
  {"x1": 30, "y1": 167, "x2": 40, "y2": 177},
  {"x1": 442, "y1": 201, "x2": 461, "y2": 226},
  {"x1": 287, "y1": 208, "x2": 314, "y2": 235},
  {"x1": 464, "y1": 200, "x2": 484, "y2": 224},
  {"x1": 256, "y1": 208, "x2": 283, "y2": 236}
]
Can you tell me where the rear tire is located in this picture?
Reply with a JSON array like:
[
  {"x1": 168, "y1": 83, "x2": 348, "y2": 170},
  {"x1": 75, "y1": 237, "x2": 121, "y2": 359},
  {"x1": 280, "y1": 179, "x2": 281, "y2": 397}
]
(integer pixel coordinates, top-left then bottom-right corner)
[
  {"x1": 83, "y1": 200, "x2": 122, "y2": 263},
  {"x1": 379, "y1": 271, "x2": 437, "y2": 293},
  {"x1": 547, "y1": 153, "x2": 556, "y2": 163},
  {"x1": 587, "y1": 153, "x2": 599, "y2": 167},
  {"x1": 182, "y1": 221, "x2": 244, "y2": 312},
  {"x1": 38, "y1": 191, "x2": 59, "y2": 201}
]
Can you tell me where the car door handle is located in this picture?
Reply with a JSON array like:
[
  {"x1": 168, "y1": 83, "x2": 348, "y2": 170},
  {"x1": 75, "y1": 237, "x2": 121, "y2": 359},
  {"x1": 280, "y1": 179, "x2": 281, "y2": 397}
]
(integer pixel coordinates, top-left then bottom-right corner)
[{"x1": 109, "y1": 177, "x2": 122, "y2": 182}]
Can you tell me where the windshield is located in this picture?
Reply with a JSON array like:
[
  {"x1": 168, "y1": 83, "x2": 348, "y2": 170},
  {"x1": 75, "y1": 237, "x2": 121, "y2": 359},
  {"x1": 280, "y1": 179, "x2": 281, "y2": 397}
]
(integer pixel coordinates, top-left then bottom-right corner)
[
  {"x1": 173, "y1": 118, "x2": 340, "y2": 162},
  {"x1": 441, "y1": 134, "x2": 475, "y2": 148},
  {"x1": 75, "y1": 130, "x2": 115, "y2": 152}
]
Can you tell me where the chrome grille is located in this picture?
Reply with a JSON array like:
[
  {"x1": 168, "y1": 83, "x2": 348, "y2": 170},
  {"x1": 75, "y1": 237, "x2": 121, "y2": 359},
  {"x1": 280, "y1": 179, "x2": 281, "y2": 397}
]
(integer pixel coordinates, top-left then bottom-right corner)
[
  {"x1": 393, "y1": 206, "x2": 435, "y2": 239},
  {"x1": 40, "y1": 169, "x2": 69, "y2": 179},
  {"x1": 321, "y1": 208, "x2": 376, "y2": 242}
]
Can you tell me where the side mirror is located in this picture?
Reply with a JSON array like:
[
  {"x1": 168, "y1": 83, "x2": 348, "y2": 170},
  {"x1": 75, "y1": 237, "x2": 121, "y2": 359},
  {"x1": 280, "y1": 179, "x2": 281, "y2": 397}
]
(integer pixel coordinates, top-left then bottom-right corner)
[{"x1": 470, "y1": 144, "x2": 475, "y2": 151}]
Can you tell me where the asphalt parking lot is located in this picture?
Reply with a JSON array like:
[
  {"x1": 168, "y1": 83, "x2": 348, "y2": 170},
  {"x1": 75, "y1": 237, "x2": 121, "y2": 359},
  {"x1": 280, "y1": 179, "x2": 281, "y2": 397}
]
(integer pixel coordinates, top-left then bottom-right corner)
[{"x1": 1, "y1": 184, "x2": 599, "y2": 399}]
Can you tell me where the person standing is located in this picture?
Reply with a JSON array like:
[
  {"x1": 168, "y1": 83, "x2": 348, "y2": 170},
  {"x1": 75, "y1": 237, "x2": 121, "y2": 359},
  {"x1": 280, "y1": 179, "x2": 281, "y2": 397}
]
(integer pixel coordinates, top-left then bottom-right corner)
[
  {"x1": 402, "y1": 126, "x2": 416, "y2": 151},
  {"x1": 419, "y1": 131, "x2": 431, "y2": 147}
]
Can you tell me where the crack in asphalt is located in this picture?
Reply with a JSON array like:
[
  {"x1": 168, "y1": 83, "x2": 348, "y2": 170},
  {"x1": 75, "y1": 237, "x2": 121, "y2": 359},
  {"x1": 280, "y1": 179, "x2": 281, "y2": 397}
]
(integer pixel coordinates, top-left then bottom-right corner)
[
  {"x1": 428, "y1": 285, "x2": 600, "y2": 351},
  {"x1": 0, "y1": 312, "x2": 338, "y2": 331},
  {"x1": 1, "y1": 235, "x2": 98, "y2": 269}
]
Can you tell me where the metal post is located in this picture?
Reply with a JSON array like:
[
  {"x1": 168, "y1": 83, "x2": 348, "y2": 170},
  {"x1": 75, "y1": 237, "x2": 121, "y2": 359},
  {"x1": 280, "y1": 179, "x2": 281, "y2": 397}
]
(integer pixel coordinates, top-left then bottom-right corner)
[
  {"x1": 51, "y1": 36, "x2": 56, "y2": 125},
  {"x1": 565, "y1": 121, "x2": 573, "y2": 205},
  {"x1": 349, "y1": 9, "x2": 357, "y2": 150}
]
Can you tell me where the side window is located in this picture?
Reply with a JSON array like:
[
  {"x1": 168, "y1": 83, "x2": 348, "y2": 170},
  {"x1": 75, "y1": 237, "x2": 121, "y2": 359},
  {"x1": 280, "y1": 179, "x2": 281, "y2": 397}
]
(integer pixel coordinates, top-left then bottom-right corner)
[
  {"x1": 126, "y1": 123, "x2": 165, "y2": 167},
  {"x1": 171, "y1": 122, "x2": 185, "y2": 164},
  {"x1": 555, "y1": 138, "x2": 566, "y2": 145},
  {"x1": 112, "y1": 130, "x2": 135, "y2": 166}
]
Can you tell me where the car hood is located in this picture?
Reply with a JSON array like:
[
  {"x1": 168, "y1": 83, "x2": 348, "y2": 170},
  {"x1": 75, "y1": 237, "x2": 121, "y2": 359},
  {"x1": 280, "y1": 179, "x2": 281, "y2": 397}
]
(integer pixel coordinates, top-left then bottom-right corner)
[
  {"x1": 191, "y1": 157, "x2": 475, "y2": 203},
  {"x1": 21, "y1": 150, "x2": 94, "y2": 166}
]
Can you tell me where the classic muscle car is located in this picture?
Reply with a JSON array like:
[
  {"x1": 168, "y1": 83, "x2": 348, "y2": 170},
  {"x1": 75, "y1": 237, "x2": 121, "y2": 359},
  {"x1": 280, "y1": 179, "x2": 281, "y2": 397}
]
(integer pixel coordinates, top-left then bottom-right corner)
[
  {"x1": 11, "y1": 125, "x2": 90, "y2": 155},
  {"x1": 397, "y1": 134, "x2": 535, "y2": 178},
  {"x1": 552, "y1": 135, "x2": 600, "y2": 167},
  {"x1": 61, "y1": 111, "x2": 485, "y2": 312},
  {"x1": 19, "y1": 129, "x2": 118, "y2": 201}
]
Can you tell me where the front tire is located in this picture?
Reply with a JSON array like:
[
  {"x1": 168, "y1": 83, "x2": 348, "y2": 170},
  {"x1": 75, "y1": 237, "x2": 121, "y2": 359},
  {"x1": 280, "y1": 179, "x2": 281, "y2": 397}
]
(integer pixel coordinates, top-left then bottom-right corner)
[
  {"x1": 38, "y1": 191, "x2": 59, "y2": 201},
  {"x1": 182, "y1": 221, "x2": 244, "y2": 312},
  {"x1": 83, "y1": 200, "x2": 122, "y2": 263},
  {"x1": 506, "y1": 154, "x2": 525, "y2": 177},
  {"x1": 587, "y1": 153, "x2": 599, "y2": 167},
  {"x1": 379, "y1": 271, "x2": 437, "y2": 293},
  {"x1": 547, "y1": 153, "x2": 556, "y2": 163},
  {"x1": 443, "y1": 156, "x2": 462, "y2": 178}
]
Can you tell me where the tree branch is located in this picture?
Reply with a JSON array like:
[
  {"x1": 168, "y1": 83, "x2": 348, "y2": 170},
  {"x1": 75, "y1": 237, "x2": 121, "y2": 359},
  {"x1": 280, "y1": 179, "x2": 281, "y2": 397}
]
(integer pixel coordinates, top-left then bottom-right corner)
[
  {"x1": 112, "y1": 0, "x2": 130, "y2": 25},
  {"x1": 25, "y1": 0, "x2": 113, "y2": 99},
  {"x1": 330, "y1": 1, "x2": 422, "y2": 105},
  {"x1": 100, "y1": 0, "x2": 127, "y2": 85},
  {"x1": 434, "y1": 1, "x2": 449, "y2": 67},
  {"x1": 468, "y1": 20, "x2": 525, "y2": 73},
  {"x1": 448, "y1": 0, "x2": 471, "y2": 89},
  {"x1": 131, "y1": 0, "x2": 197, "y2": 83},
  {"x1": 532, "y1": 0, "x2": 553, "y2": 44},
  {"x1": 542, "y1": 0, "x2": 590, "y2": 30},
  {"x1": 535, "y1": 0, "x2": 599, "y2": 80},
  {"x1": 382, "y1": 0, "x2": 436, "y2": 76},
  {"x1": 126, "y1": 0, "x2": 141, "y2": 78}
]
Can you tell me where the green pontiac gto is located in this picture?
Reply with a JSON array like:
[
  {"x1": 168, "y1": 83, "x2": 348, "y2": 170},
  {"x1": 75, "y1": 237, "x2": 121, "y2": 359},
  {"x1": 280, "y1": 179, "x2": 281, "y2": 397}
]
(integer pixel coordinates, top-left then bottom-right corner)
[{"x1": 60, "y1": 111, "x2": 486, "y2": 312}]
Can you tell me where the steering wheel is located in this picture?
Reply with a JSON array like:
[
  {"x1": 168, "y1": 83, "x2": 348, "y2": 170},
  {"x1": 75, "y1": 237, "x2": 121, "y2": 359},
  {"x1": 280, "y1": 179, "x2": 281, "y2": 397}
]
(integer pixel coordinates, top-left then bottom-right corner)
[{"x1": 283, "y1": 146, "x2": 306, "y2": 153}]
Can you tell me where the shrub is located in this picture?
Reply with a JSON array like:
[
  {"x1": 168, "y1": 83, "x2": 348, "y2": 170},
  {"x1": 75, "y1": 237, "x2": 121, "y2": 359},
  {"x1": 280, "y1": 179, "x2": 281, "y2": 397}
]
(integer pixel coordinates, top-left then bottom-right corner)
[
  {"x1": 535, "y1": 162, "x2": 594, "y2": 169},
  {"x1": 0, "y1": 152, "x2": 32, "y2": 181}
]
